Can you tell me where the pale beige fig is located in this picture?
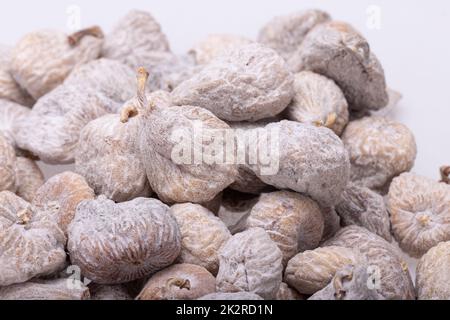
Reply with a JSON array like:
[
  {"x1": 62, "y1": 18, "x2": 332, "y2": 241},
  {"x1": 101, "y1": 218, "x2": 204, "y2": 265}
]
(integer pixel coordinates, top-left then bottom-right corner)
[
  {"x1": 67, "y1": 196, "x2": 181, "y2": 284},
  {"x1": 216, "y1": 228, "x2": 283, "y2": 299},
  {"x1": 323, "y1": 226, "x2": 416, "y2": 300},
  {"x1": 0, "y1": 99, "x2": 31, "y2": 150},
  {"x1": 0, "y1": 279, "x2": 90, "y2": 300},
  {"x1": 32, "y1": 171, "x2": 95, "y2": 235},
  {"x1": 342, "y1": 116, "x2": 417, "y2": 191},
  {"x1": 14, "y1": 157, "x2": 44, "y2": 202},
  {"x1": 288, "y1": 21, "x2": 388, "y2": 112},
  {"x1": 172, "y1": 43, "x2": 294, "y2": 122},
  {"x1": 218, "y1": 190, "x2": 259, "y2": 234},
  {"x1": 388, "y1": 172, "x2": 450, "y2": 258},
  {"x1": 285, "y1": 71, "x2": 349, "y2": 136},
  {"x1": 189, "y1": 34, "x2": 252, "y2": 65},
  {"x1": 14, "y1": 59, "x2": 136, "y2": 164},
  {"x1": 0, "y1": 191, "x2": 66, "y2": 286},
  {"x1": 198, "y1": 292, "x2": 263, "y2": 300},
  {"x1": 170, "y1": 203, "x2": 231, "y2": 275},
  {"x1": 416, "y1": 241, "x2": 450, "y2": 300},
  {"x1": 275, "y1": 283, "x2": 304, "y2": 300},
  {"x1": 258, "y1": 9, "x2": 331, "y2": 61},
  {"x1": 0, "y1": 133, "x2": 16, "y2": 192},
  {"x1": 11, "y1": 26, "x2": 104, "y2": 99},
  {"x1": 284, "y1": 246, "x2": 362, "y2": 295},
  {"x1": 247, "y1": 191, "x2": 325, "y2": 265},
  {"x1": 137, "y1": 264, "x2": 216, "y2": 300},
  {"x1": 0, "y1": 46, "x2": 34, "y2": 106}
]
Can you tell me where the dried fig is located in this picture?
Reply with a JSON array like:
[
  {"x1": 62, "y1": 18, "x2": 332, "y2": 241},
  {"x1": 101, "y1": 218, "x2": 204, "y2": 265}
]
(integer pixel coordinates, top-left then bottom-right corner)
[
  {"x1": 137, "y1": 264, "x2": 216, "y2": 300},
  {"x1": 198, "y1": 292, "x2": 263, "y2": 300},
  {"x1": 11, "y1": 26, "x2": 104, "y2": 99},
  {"x1": 14, "y1": 157, "x2": 44, "y2": 202},
  {"x1": 67, "y1": 196, "x2": 181, "y2": 284},
  {"x1": 216, "y1": 228, "x2": 283, "y2": 299},
  {"x1": 172, "y1": 43, "x2": 294, "y2": 122},
  {"x1": 388, "y1": 172, "x2": 450, "y2": 257},
  {"x1": 0, "y1": 133, "x2": 16, "y2": 192},
  {"x1": 0, "y1": 99, "x2": 30, "y2": 149},
  {"x1": 90, "y1": 285, "x2": 133, "y2": 300},
  {"x1": 275, "y1": 283, "x2": 304, "y2": 300}
]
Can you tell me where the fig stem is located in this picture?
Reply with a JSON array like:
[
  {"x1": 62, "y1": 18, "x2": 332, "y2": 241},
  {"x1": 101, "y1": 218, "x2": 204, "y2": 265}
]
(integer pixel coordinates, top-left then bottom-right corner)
[
  {"x1": 17, "y1": 207, "x2": 32, "y2": 225},
  {"x1": 333, "y1": 268, "x2": 353, "y2": 300},
  {"x1": 440, "y1": 166, "x2": 450, "y2": 184},
  {"x1": 68, "y1": 26, "x2": 104, "y2": 46},
  {"x1": 120, "y1": 105, "x2": 138, "y2": 123},
  {"x1": 137, "y1": 67, "x2": 150, "y2": 111}
]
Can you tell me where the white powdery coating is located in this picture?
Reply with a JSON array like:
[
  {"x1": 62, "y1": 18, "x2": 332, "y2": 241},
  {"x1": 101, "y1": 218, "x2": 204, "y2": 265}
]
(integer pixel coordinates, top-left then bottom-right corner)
[
  {"x1": 0, "y1": 191, "x2": 66, "y2": 286},
  {"x1": 67, "y1": 196, "x2": 181, "y2": 284},
  {"x1": 288, "y1": 21, "x2": 388, "y2": 112},
  {"x1": 388, "y1": 173, "x2": 450, "y2": 258},
  {"x1": 189, "y1": 34, "x2": 253, "y2": 65},
  {"x1": 285, "y1": 71, "x2": 349, "y2": 136},
  {"x1": 0, "y1": 279, "x2": 90, "y2": 300},
  {"x1": 247, "y1": 191, "x2": 324, "y2": 265},
  {"x1": 170, "y1": 203, "x2": 231, "y2": 275},
  {"x1": 336, "y1": 182, "x2": 392, "y2": 242},
  {"x1": 323, "y1": 226, "x2": 416, "y2": 300},
  {"x1": 90, "y1": 285, "x2": 132, "y2": 300},
  {"x1": 198, "y1": 292, "x2": 263, "y2": 300},
  {"x1": 14, "y1": 59, "x2": 136, "y2": 164},
  {"x1": 11, "y1": 29, "x2": 103, "y2": 100},
  {"x1": 0, "y1": 133, "x2": 16, "y2": 192},
  {"x1": 102, "y1": 10, "x2": 170, "y2": 69},
  {"x1": 76, "y1": 113, "x2": 151, "y2": 203},
  {"x1": 416, "y1": 241, "x2": 450, "y2": 300},
  {"x1": 258, "y1": 9, "x2": 331, "y2": 61},
  {"x1": 0, "y1": 46, "x2": 34, "y2": 106},
  {"x1": 284, "y1": 246, "x2": 362, "y2": 295},
  {"x1": 172, "y1": 43, "x2": 294, "y2": 122},
  {"x1": 342, "y1": 116, "x2": 417, "y2": 191},
  {"x1": 137, "y1": 264, "x2": 216, "y2": 300},
  {"x1": 216, "y1": 227, "x2": 283, "y2": 299},
  {"x1": 0, "y1": 99, "x2": 30, "y2": 149},
  {"x1": 32, "y1": 171, "x2": 95, "y2": 235},
  {"x1": 139, "y1": 105, "x2": 238, "y2": 204},
  {"x1": 14, "y1": 157, "x2": 44, "y2": 202},
  {"x1": 251, "y1": 120, "x2": 350, "y2": 207}
]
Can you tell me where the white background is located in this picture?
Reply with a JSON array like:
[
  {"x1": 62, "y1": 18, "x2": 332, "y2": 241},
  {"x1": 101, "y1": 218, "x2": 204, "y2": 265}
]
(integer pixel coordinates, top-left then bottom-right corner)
[{"x1": 2, "y1": 1, "x2": 449, "y2": 278}]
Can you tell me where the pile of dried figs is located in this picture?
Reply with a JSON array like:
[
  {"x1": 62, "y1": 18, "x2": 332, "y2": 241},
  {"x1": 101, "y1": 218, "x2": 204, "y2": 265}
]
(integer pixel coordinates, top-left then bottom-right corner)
[{"x1": 0, "y1": 9, "x2": 448, "y2": 301}]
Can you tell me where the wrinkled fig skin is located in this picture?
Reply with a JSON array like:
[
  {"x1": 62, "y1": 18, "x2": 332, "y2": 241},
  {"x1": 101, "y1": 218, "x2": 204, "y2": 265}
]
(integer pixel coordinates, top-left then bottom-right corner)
[
  {"x1": 288, "y1": 21, "x2": 389, "y2": 112},
  {"x1": 76, "y1": 114, "x2": 151, "y2": 203},
  {"x1": 32, "y1": 172, "x2": 95, "y2": 235},
  {"x1": 0, "y1": 99, "x2": 30, "y2": 149},
  {"x1": 189, "y1": 34, "x2": 253, "y2": 65},
  {"x1": 309, "y1": 264, "x2": 385, "y2": 300},
  {"x1": 14, "y1": 59, "x2": 136, "y2": 164},
  {"x1": 0, "y1": 191, "x2": 67, "y2": 286},
  {"x1": 14, "y1": 157, "x2": 45, "y2": 202},
  {"x1": 139, "y1": 105, "x2": 238, "y2": 204},
  {"x1": 285, "y1": 246, "x2": 362, "y2": 295},
  {"x1": 416, "y1": 242, "x2": 450, "y2": 300},
  {"x1": 276, "y1": 283, "x2": 304, "y2": 300},
  {"x1": 258, "y1": 10, "x2": 331, "y2": 61},
  {"x1": 216, "y1": 228, "x2": 283, "y2": 299},
  {"x1": 67, "y1": 196, "x2": 181, "y2": 284},
  {"x1": 388, "y1": 173, "x2": 450, "y2": 258},
  {"x1": 285, "y1": 71, "x2": 349, "y2": 136},
  {"x1": 250, "y1": 121, "x2": 350, "y2": 207},
  {"x1": 0, "y1": 46, "x2": 34, "y2": 106},
  {"x1": 218, "y1": 190, "x2": 259, "y2": 234},
  {"x1": 323, "y1": 226, "x2": 416, "y2": 300},
  {"x1": 0, "y1": 279, "x2": 90, "y2": 300},
  {"x1": 90, "y1": 285, "x2": 133, "y2": 300},
  {"x1": 198, "y1": 292, "x2": 263, "y2": 300},
  {"x1": 336, "y1": 182, "x2": 392, "y2": 242},
  {"x1": 172, "y1": 43, "x2": 294, "y2": 122},
  {"x1": 137, "y1": 264, "x2": 216, "y2": 300},
  {"x1": 11, "y1": 27, "x2": 104, "y2": 100},
  {"x1": 247, "y1": 191, "x2": 325, "y2": 265},
  {"x1": 170, "y1": 203, "x2": 231, "y2": 275},
  {"x1": 0, "y1": 134, "x2": 17, "y2": 192},
  {"x1": 102, "y1": 10, "x2": 170, "y2": 69},
  {"x1": 342, "y1": 116, "x2": 417, "y2": 191}
]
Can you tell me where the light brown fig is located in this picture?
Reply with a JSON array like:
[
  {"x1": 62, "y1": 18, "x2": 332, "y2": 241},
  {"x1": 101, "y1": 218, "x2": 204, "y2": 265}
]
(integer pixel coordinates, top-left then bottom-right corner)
[
  {"x1": 275, "y1": 283, "x2": 304, "y2": 300},
  {"x1": 247, "y1": 191, "x2": 325, "y2": 265},
  {"x1": 67, "y1": 196, "x2": 181, "y2": 284},
  {"x1": 11, "y1": 26, "x2": 104, "y2": 99},
  {"x1": 0, "y1": 133, "x2": 16, "y2": 193},
  {"x1": 170, "y1": 203, "x2": 231, "y2": 275},
  {"x1": 137, "y1": 264, "x2": 216, "y2": 300},
  {"x1": 388, "y1": 172, "x2": 450, "y2": 258},
  {"x1": 14, "y1": 157, "x2": 45, "y2": 202},
  {"x1": 0, "y1": 99, "x2": 31, "y2": 149}
]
